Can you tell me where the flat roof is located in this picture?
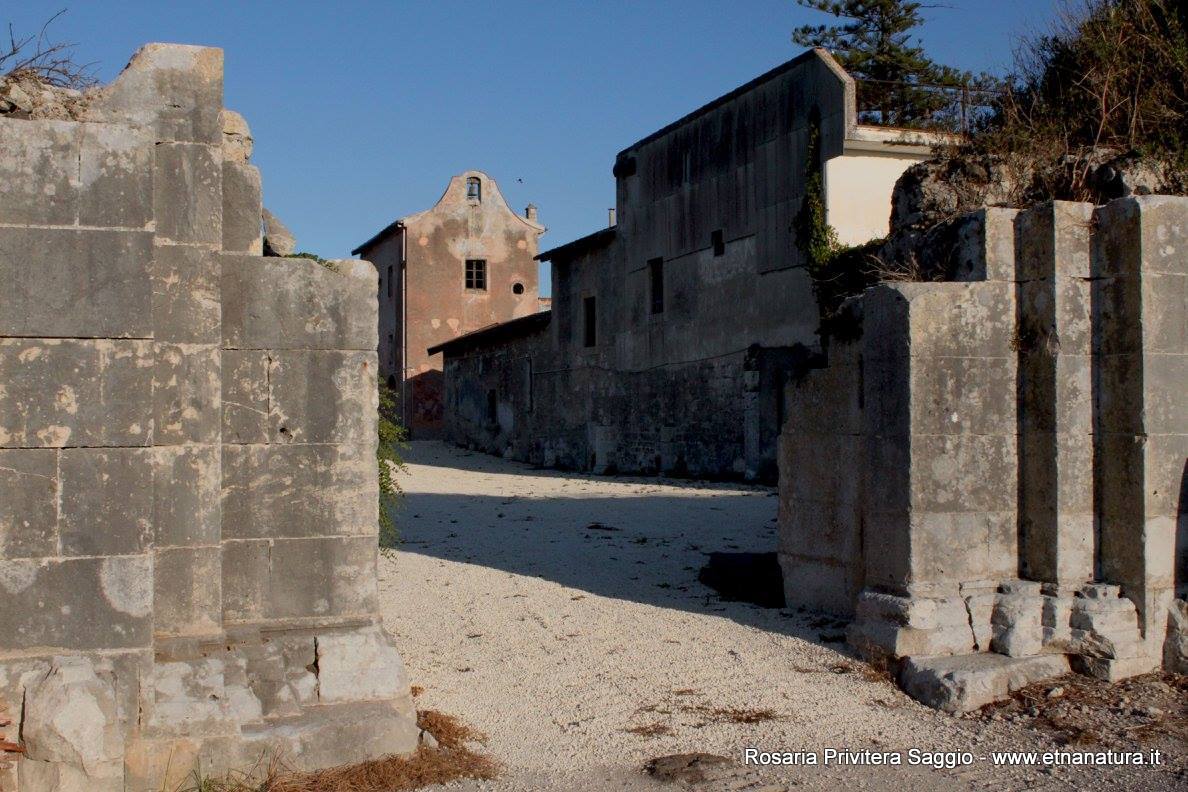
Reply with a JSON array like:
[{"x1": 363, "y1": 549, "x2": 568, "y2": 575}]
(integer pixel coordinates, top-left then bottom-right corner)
[{"x1": 427, "y1": 310, "x2": 552, "y2": 357}]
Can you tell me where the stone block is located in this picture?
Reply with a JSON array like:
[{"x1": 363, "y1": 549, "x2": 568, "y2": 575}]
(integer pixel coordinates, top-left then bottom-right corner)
[
  {"x1": 0, "y1": 339, "x2": 153, "y2": 449},
  {"x1": 268, "y1": 350, "x2": 377, "y2": 445},
  {"x1": 22, "y1": 657, "x2": 124, "y2": 781},
  {"x1": 221, "y1": 351, "x2": 270, "y2": 443},
  {"x1": 154, "y1": 445, "x2": 220, "y2": 548},
  {"x1": 860, "y1": 510, "x2": 912, "y2": 591},
  {"x1": 78, "y1": 123, "x2": 153, "y2": 228},
  {"x1": 1143, "y1": 353, "x2": 1188, "y2": 434},
  {"x1": 1164, "y1": 599, "x2": 1188, "y2": 673},
  {"x1": 908, "y1": 355, "x2": 1015, "y2": 436},
  {"x1": 59, "y1": 448, "x2": 153, "y2": 557},
  {"x1": 267, "y1": 537, "x2": 378, "y2": 619},
  {"x1": 151, "y1": 243, "x2": 220, "y2": 344},
  {"x1": 869, "y1": 282, "x2": 1016, "y2": 359},
  {"x1": 909, "y1": 433, "x2": 1017, "y2": 514},
  {"x1": 221, "y1": 254, "x2": 377, "y2": 351},
  {"x1": 779, "y1": 498, "x2": 862, "y2": 561},
  {"x1": 0, "y1": 556, "x2": 152, "y2": 649},
  {"x1": 909, "y1": 511, "x2": 1017, "y2": 584},
  {"x1": 991, "y1": 592, "x2": 1044, "y2": 657},
  {"x1": 0, "y1": 449, "x2": 58, "y2": 558},
  {"x1": 315, "y1": 626, "x2": 409, "y2": 703},
  {"x1": 0, "y1": 118, "x2": 78, "y2": 225},
  {"x1": 221, "y1": 161, "x2": 262, "y2": 254},
  {"x1": 947, "y1": 208, "x2": 1018, "y2": 283},
  {"x1": 777, "y1": 553, "x2": 860, "y2": 616},
  {"x1": 153, "y1": 142, "x2": 222, "y2": 245},
  {"x1": 1142, "y1": 273, "x2": 1188, "y2": 354},
  {"x1": 221, "y1": 540, "x2": 270, "y2": 622},
  {"x1": 0, "y1": 227, "x2": 153, "y2": 339},
  {"x1": 1071, "y1": 654, "x2": 1159, "y2": 682},
  {"x1": 91, "y1": 43, "x2": 224, "y2": 144},
  {"x1": 153, "y1": 343, "x2": 221, "y2": 445},
  {"x1": 899, "y1": 653, "x2": 1071, "y2": 713},
  {"x1": 154, "y1": 547, "x2": 222, "y2": 637},
  {"x1": 222, "y1": 444, "x2": 377, "y2": 540},
  {"x1": 782, "y1": 432, "x2": 862, "y2": 507}
]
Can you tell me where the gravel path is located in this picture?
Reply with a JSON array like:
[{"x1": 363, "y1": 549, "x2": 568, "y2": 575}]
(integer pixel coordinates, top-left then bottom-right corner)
[{"x1": 379, "y1": 442, "x2": 1184, "y2": 791}]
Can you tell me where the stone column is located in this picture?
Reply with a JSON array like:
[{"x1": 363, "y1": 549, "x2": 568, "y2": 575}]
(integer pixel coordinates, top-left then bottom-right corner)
[
  {"x1": 1016, "y1": 201, "x2": 1096, "y2": 588},
  {"x1": 1092, "y1": 196, "x2": 1188, "y2": 668}
]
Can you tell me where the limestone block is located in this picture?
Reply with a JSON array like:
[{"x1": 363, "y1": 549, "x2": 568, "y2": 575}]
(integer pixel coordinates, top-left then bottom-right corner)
[
  {"x1": 78, "y1": 123, "x2": 153, "y2": 228},
  {"x1": 221, "y1": 350, "x2": 270, "y2": 443},
  {"x1": 149, "y1": 659, "x2": 234, "y2": 735},
  {"x1": 778, "y1": 498, "x2": 862, "y2": 561},
  {"x1": 236, "y1": 636, "x2": 316, "y2": 718},
  {"x1": 777, "y1": 553, "x2": 860, "y2": 616},
  {"x1": 1164, "y1": 599, "x2": 1188, "y2": 673},
  {"x1": 908, "y1": 433, "x2": 1017, "y2": 514},
  {"x1": 220, "y1": 540, "x2": 269, "y2": 622},
  {"x1": 909, "y1": 512, "x2": 1017, "y2": 584},
  {"x1": 59, "y1": 448, "x2": 152, "y2": 556},
  {"x1": 22, "y1": 657, "x2": 124, "y2": 778},
  {"x1": 267, "y1": 537, "x2": 378, "y2": 619},
  {"x1": 154, "y1": 445, "x2": 220, "y2": 548},
  {"x1": 866, "y1": 282, "x2": 1015, "y2": 360},
  {"x1": 262, "y1": 208, "x2": 296, "y2": 257},
  {"x1": 153, "y1": 547, "x2": 222, "y2": 637},
  {"x1": 960, "y1": 584, "x2": 997, "y2": 652},
  {"x1": 991, "y1": 592, "x2": 1044, "y2": 657},
  {"x1": 908, "y1": 355, "x2": 1016, "y2": 436},
  {"x1": 151, "y1": 243, "x2": 221, "y2": 345},
  {"x1": 1041, "y1": 591, "x2": 1074, "y2": 650},
  {"x1": 1071, "y1": 654, "x2": 1160, "y2": 682},
  {"x1": 849, "y1": 590, "x2": 975, "y2": 659},
  {"x1": 0, "y1": 339, "x2": 153, "y2": 449},
  {"x1": 222, "y1": 444, "x2": 377, "y2": 540},
  {"x1": 859, "y1": 509, "x2": 912, "y2": 591},
  {"x1": 221, "y1": 254, "x2": 377, "y2": 351},
  {"x1": 1143, "y1": 353, "x2": 1188, "y2": 434},
  {"x1": 153, "y1": 343, "x2": 221, "y2": 445},
  {"x1": 153, "y1": 142, "x2": 222, "y2": 245},
  {"x1": 267, "y1": 350, "x2": 377, "y2": 445},
  {"x1": 0, "y1": 227, "x2": 152, "y2": 339},
  {"x1": 0, "y1": 556, "x2": 152, "y2": 650},
  {"x1": 782, "y1": 432, "x2": 862, "y2": 507},
  {"x1": 222, "y1": 161, "x2": 262, "y2": 254},
  {"x1": 947, "y1": 208, "x2": 1018, "y2": 283},
  {"x1": 0, "y1": 449, "x2": 58, "y2": 558},
  {"x1": 220, "y1": 110, "x2": 253, "y2": 163},
  {"x1": 90, "y1": 43, "x2": 224, "y2": 144},
  {"x1": 315, "y1": 626, "x2": 409, "y2": 703},
  {"x1": 1141, "y1": 273, "x2": 1188, "y2": 354},
  {"x1": 0, "y1": 118, "x2": 79, "y2": 225},
  {"x1": 899, "y1": 653, "x2": 1071, "y2": 713}
]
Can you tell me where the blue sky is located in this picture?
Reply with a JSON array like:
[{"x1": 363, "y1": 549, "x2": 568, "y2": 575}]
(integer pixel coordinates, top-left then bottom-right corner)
[{"x1": 13, "y1": 1, "x2": 1055, "y2": 289}]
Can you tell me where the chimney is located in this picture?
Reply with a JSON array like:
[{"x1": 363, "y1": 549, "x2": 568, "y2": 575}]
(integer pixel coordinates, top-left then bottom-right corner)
[
  {"x1": 525, "y1": 204, "x2": 538, "y2": 222},
  {"x1": 608, "y1": 208, "x2": 617, "y2": 227}
]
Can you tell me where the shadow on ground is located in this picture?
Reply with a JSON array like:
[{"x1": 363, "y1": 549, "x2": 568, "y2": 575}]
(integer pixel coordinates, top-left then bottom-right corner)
[{"x1": 387, "y1": 442, "x2": 853, "y2": 648}]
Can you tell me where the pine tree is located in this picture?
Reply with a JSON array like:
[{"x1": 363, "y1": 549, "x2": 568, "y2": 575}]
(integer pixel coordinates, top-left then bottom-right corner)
[{"x1": 792, "y1": 0, "x2": 977, "y2": 127}]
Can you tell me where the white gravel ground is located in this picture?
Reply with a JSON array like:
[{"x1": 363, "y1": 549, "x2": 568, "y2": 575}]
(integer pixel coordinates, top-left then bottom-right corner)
[{"x1": 380, "y1": 442, "x2": 1183, "y2": 792}]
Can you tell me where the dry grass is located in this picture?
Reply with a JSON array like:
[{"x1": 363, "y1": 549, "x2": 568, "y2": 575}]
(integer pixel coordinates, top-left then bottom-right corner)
[
  {"x1": 175, "y1": 709, "x2": 498, "y2": 792},
  {"x1": 681, "y1": 704, "x2": 781, "y2": 727},
  {"x1": 624, "y1": 722, "x2": 675, "y2": 738}
]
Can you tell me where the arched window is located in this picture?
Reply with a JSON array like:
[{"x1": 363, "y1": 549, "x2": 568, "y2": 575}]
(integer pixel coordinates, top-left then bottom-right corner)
[{"x1": 466, "y1": 176, "x2": 481, "y2": 201}]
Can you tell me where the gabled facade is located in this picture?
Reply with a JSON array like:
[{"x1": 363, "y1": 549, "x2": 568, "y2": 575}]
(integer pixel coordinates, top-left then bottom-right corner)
[{"x1": 353, "y1": 171, "x2": 545, "y2": 437}]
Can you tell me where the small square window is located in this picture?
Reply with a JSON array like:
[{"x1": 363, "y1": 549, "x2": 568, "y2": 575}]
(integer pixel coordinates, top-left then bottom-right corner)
[
  {"x1": 711, "y1": 229, "x2": 725, "y2": 257},
  {"x1": 466, "y1": 176, "x2": 482, "y2": 201},
  {"x1": 465, "y1": 259, "x2": 487, "y2": 290}
]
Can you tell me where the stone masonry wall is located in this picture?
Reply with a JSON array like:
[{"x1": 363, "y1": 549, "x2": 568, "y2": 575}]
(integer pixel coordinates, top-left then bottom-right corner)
[
  {"x1": 0, "y1": 44, "x2": 416, "y2": 791},
  {"x1": 778, "y1": 198, "x2": 1187, "y2": 711}
]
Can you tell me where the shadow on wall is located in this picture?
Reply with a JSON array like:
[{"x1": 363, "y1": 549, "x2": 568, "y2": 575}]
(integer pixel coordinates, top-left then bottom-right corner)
[
  {"x1": 405, "y1": 369, "x2": 444, "y2": 439},
  {"x1": 1178, "y1": 459, "x2": 1187, "y2": 598},
  {"x1": 386, "y1": 451, "x2": 851, "y2": 646}
]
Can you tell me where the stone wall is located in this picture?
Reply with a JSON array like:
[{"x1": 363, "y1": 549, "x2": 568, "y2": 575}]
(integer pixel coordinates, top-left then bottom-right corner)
[
  {"x1": 0, "y1": 44, "x2": 416, "y2": 790},
  {"x1": 777, "y1": 198, "x2": 1188, "y2": 711}
]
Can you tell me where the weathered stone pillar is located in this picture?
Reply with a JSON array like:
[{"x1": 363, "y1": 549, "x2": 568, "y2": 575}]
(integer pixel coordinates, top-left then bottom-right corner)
[{"x1": 1091, "y1": 196, "x2": 1188, "y2": 674}]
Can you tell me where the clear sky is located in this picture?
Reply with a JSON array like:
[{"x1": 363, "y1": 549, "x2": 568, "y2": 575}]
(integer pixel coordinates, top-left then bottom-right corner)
[{"x1": 13, "y1": 1, "x2": 1056, "y2": 290}]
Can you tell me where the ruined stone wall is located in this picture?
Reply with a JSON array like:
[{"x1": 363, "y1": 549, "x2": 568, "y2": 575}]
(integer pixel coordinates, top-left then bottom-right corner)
[
  {"x1": 777, "y1": 197, "x2": 1188, "y2": 711},
  {"x1": 0, "y1": 44, "x2": 416, "y2": 791}
]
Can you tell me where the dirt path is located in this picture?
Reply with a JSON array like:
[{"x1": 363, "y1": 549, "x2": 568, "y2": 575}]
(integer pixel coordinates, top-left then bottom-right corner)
[{"x1": 379, "y1": 442, "x2": 1184, "y2": 791}]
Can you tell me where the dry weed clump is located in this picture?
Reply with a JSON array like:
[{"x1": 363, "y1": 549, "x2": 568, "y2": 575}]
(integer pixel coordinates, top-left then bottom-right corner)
[
  {"x1": 176, "y1": 709, "x2": 498, "y2": 792},
  {"x1": 624, "y1": 722, "x2": 675, "y2": 738},
  {"x1": 681, "y1": 704, "x2": 781, "y2": 727}
]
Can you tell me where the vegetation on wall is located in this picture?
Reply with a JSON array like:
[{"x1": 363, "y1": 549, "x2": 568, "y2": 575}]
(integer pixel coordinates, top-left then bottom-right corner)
[
  {"x1": 956, "y1": 0, "x2": 1188, "y2": 202},
  {"x1": 378, "y1": 384, "x2": 407, "y2": 551}
]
